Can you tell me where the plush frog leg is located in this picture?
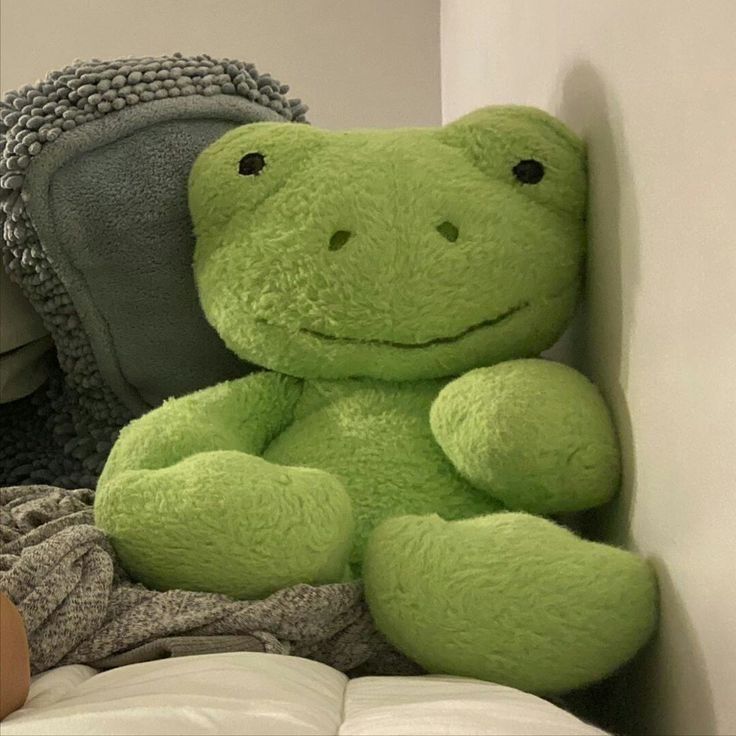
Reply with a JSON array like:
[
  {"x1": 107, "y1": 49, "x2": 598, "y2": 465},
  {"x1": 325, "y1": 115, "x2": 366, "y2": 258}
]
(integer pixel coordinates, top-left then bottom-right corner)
[
  {"x1": 364, "y1": 359, "x2": 654, "y2": 694},
  {"x1": 363, "y1": 512, "x2": 657, "y2": 694},
  {"x1": 430, "y1": 358, "x2": 621, "y2": 514},
  {"x1": 96, "y1": 372, "x2": 353, "y2": 599}
]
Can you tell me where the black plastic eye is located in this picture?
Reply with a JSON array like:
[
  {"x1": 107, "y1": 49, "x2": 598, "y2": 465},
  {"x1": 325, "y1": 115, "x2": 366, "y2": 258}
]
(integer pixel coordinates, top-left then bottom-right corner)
[
  {"x1": 239, "y1": 152, "x2": 266, "y2": 176},
  {"x1": 512, "y1": 159, "x2": 545, "y2": 185}
]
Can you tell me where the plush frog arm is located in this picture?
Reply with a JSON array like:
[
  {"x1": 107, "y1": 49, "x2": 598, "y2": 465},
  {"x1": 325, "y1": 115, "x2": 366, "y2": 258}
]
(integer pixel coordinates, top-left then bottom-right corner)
[
  {"x1": 95, "y1": 373, "x2": 354, "y2": 599},
  {"x1": 430, "y1": 358, "x2": 620, "y2": 514},
  {"x1": 99, "y1": 372, "x2": 302, "y2": 482}
]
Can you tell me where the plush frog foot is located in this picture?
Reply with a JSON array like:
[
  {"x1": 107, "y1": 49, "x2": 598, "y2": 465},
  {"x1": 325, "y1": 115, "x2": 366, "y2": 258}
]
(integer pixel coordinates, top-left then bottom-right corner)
[
  {"x1": 363, "y1": 513, "x2": 657, "y2": 694},
  {"x1": 97, "y1": 449, "x2": 353, "y2": 599},
  {"x1": 96, "y1": 374, "x2": 354, "y2": 598},
  {"x1": 96, "y1": 105, "x2": 657, "y2": 694}
]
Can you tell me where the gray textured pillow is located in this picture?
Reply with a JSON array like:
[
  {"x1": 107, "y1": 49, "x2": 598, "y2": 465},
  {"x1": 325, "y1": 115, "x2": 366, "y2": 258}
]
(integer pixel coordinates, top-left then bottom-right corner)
[
  {"x1": 26, "y1": 97, "x2": 275, "y2": 411},
  {"x1": 0, "y1": 267, "x2": 53, "y2": 403},
  {"x1": 23, "y1": 95, "x2": 291, "y2": 412},
  {"x1": 0, "y1": 53, "x2": 307, "y2": 486}
]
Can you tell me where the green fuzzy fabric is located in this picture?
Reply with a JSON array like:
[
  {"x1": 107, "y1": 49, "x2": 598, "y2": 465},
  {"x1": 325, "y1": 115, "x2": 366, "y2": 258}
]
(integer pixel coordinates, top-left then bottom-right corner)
[
  {"x1": 364, "y1": 512, "x2": 656, "y2": 694},
  {"x1": 431, "y1": 359, "x2": 621, "y2": 514},
  {"x1": 190, "y1": 107, "x2": 584, "y2": 380},
  {"x1": 96, "y1": 105, "x2": 657, "y2": 694}
]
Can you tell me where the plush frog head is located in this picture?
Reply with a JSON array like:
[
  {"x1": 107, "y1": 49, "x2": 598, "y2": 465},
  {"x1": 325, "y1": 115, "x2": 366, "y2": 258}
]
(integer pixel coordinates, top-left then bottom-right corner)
[{"x1": 189, "y1": 106, "x2": 586, "y2": 380}]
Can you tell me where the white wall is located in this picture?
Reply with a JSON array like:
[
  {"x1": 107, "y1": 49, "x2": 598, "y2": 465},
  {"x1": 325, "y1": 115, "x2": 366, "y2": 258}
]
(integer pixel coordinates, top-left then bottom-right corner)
[
  {"x1": 0, "y1": 0, "x2": 441, "y2": 130},
  {"x1": 442, "y1": 1, "x2": 736, "y2": 734}
]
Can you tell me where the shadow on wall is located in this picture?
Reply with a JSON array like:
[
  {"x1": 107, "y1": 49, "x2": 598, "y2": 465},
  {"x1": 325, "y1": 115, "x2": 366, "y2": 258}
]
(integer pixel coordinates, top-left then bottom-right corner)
[
  {"x1": 553, "y1": 62, "x2": 717, "y2": 736},
  {"x1": 554, "y1": 62, "x2": 640, "y2": 548}
]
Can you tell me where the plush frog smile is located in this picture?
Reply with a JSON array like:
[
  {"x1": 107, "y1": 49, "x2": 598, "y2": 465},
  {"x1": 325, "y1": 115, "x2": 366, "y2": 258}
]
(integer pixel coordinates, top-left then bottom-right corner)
[
  {"x1": 296, "y1": 299, "x2": 527, "y2": 349},
  {"x1": 96, "y1": 106, "x2": 656, "y2": 695}
]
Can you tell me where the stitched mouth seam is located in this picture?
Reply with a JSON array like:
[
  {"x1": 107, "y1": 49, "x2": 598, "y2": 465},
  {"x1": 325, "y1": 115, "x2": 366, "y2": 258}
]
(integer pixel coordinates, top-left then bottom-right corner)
[
  {"x1": 251, "y1": 279, "x2": 577, "y2": 350},
  {"x1": 296, "y1": 302, "x2": 528, "y2": 349}
]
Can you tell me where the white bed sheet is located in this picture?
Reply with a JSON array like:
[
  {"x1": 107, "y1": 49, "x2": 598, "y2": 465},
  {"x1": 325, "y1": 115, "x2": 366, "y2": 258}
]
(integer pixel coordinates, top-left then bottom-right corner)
[{"x1": 2, "y1": 652, "x2": 607, "y2": 735}]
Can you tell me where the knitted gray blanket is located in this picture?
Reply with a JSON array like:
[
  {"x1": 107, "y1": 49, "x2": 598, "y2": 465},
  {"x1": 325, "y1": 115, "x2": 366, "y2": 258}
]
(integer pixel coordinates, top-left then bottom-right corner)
[{"x1": 0, "y1": 485, "x2": 418, "y2": 676}]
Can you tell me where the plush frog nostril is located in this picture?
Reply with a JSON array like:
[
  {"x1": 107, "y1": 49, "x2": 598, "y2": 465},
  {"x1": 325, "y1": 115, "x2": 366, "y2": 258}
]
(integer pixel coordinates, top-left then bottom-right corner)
[
  {"x1": 436, "y1": 221, "x2": 459, "y2": 243},
  {"x1": 328, "y1": 230, "x2": 352, "y2": 251}
]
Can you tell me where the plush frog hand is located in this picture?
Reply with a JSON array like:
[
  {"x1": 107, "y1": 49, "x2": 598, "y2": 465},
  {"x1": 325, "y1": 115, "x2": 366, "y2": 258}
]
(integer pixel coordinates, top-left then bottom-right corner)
[{"x1": 96, "y1": 107, "x2": 656, "y2": 695}]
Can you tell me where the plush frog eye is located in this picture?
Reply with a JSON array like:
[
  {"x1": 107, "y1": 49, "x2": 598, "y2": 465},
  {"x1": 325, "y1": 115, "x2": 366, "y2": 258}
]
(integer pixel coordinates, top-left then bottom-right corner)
[
  {"x1": 439, "y1": 106, "x2": 586, "y2": 217},
  {"x1": 512, "y1": 159, "x2": 545, "y2": 185},
  {"x1": 239, "y1": 152, "x2": 266, "y2": 176}
]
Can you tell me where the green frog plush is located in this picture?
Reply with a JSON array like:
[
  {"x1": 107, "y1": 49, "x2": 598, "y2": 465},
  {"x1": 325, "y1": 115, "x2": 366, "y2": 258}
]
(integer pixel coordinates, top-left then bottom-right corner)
[{"x1": 96, "y1": 106, "x2": 656, "y2": 694}]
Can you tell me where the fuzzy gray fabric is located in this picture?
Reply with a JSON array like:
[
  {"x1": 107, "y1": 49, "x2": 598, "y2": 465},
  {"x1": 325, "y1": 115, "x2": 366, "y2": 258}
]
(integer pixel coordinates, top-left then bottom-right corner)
[
  {"x1": 0, "y1": 485, "x2": 419, "y2": 676},
  {"x1": 0, "y1": 53, "x2": 306, "y2": 487}
]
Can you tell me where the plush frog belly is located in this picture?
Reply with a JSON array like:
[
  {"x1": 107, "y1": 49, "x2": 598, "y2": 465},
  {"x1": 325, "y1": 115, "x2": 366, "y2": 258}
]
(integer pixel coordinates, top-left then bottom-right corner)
[
  {"x1": 96, "y1": 106, "x2": 657, "y2": 695},
  {"x1": 263, "y1": 378, "x2": 501, "y2": 565}
]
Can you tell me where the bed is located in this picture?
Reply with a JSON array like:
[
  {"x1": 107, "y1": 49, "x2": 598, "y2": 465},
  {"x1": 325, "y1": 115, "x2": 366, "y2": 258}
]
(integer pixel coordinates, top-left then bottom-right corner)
[{"x1": 2, "y1": 652, "x2": 606, "y2": 736}]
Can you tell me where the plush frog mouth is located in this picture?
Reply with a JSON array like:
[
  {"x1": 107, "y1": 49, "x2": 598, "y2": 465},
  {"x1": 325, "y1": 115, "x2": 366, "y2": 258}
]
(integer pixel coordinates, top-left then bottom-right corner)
[{"x1": 256, "y1": 301, "x2": 529, "y2": 350}]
